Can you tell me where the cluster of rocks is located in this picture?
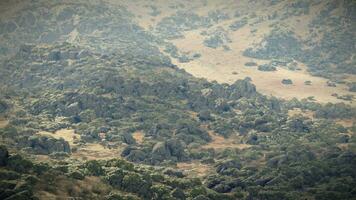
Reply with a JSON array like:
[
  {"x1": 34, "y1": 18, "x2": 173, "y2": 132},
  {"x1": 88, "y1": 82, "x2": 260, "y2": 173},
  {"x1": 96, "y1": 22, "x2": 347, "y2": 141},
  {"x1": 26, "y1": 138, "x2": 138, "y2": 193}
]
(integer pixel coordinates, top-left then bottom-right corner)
[
  {"x1": 17, "y1": 135, "x2": 70, "y2": 155},
  {"x1": 202, "y1": 27, "x2": 231, "y2": 50},
  {"x1": 121, "y1": 138, "x2": 188, "y2": 165}
]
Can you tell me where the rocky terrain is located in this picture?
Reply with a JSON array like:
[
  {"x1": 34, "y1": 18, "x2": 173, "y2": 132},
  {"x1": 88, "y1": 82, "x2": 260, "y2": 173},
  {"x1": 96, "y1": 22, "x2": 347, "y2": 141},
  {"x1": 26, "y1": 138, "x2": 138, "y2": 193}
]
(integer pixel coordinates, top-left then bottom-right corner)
[{"x1": 0, "y1": 0, "x2": 355, "y2": 199}]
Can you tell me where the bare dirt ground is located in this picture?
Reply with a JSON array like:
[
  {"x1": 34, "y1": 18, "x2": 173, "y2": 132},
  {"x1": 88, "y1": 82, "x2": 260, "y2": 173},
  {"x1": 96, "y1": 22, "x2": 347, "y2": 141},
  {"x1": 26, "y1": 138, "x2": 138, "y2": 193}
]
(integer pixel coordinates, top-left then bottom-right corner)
[
  {"x1": 176, "y1": 161, "x2": 213, "y2": 178},
  {"x1": 37, "y1": 129, "x2": 123, "y2": 161},
  {"x1": 288, "y1": 108, "x2": 315, "y2": 119},
  {"x1": 0, "y1": 118, "x2": 9, "y2": 128},
  {"x1": 202, "y1": 129, "x2": 251, "y2": 150},
  {"x1": 132, "y1": 131, "x2": 144, "y2": 144}
]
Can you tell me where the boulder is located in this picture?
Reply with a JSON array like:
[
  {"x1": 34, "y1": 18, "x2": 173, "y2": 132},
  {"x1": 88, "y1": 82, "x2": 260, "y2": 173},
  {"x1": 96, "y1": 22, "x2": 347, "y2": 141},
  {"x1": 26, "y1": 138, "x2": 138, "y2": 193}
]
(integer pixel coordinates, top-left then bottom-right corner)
[
  {"x1": 228, "y1": 78, "x2": 256, "y2": 99},
  {"x1": 216, "y1": 159, "x2": 242, "y2": 174},
  {"x1": 126, "y1": 149, "x2": 146, "y2": 162},
  {"x1": 24, "y1": 135, "x2": 71, "y2": 155},
  {"x1": 166, "y1": 139, "x2": 188, "y2": 161},
  {"x1": 151, "y1": 142, "x2": 170, "y2": 161},
  {"x1": 121, "y1": 133, "x2": 136, "y2": 145}
]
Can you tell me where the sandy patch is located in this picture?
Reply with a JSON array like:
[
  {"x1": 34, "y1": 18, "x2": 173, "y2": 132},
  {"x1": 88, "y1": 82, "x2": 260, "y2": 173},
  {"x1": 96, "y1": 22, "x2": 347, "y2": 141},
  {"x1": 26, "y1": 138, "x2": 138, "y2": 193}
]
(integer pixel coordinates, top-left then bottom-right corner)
[
  {"x1": 288, "y1": 108, "x2": 315, "y2": 119},
  {"x1": 0, "y1": 119, "x2": 9, "y2": 128},
  {"x1": 176, "y1": 161, "x2": 212, "y2": 178},
  {"x1": 71, "y1": 142, "x2": 123, "y2": 161},
  {"x1": 201, "y1": 129, "x2": 251, "y2": 150},
  {"x1": 37, "y1": 129, "x2": 80, "y2": 146},
  {"x1": 132, "y1": 131, "x2": 144, "y2": 144}
]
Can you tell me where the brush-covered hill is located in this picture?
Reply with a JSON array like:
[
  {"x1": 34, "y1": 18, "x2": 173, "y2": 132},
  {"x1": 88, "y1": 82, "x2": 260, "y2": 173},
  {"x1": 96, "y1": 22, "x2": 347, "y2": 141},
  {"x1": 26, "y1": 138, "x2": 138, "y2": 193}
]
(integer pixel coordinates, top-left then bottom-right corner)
[{"x1": 0, "y1": 0, "x2": 356, "y2": 199}]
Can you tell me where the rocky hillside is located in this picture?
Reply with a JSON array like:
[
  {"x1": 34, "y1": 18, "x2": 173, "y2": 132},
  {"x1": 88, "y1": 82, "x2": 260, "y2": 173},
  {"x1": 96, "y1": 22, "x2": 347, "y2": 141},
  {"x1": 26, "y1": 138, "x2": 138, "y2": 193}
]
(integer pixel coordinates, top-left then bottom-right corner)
[{"x1": 0, "y1": 0, "x2": 355, "y2": 199}]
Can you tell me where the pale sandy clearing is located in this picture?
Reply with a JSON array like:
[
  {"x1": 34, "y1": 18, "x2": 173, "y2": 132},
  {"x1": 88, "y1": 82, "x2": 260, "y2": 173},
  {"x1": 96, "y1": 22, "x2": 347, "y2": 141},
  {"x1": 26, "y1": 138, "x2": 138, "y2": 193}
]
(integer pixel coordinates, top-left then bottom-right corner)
[
  {"x1": 202, "y1": 129, "x2": 251, "y2": 150},
  {"x1": 71, "y1": 142, "x2": 122, "y2": 161},
  {"x1": 37, "y1": 129, "x2": 80, "y2": 146},
  {"x1": 288, "y1": 108, "x2": 315, "y2": 119},
  {"x1": 132, "y1": 131, "x2": 144, "y2": 144},
  {"x1": 0, "y1": 119, "x2": 9, "y2": 128},
  {"x1": 176, "y1": 161, "x2": 212, "y2": 178}
]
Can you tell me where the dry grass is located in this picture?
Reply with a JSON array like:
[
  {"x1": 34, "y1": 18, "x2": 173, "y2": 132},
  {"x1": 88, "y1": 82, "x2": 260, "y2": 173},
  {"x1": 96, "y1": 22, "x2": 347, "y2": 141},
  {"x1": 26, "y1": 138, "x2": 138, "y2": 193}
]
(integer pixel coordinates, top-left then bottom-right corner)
[
  {"x1": 124, "y1": 0, "x2": 355, "y2": 106},
  {"x1": 171, "y1": 30, "x2": 355, "y2": 106},
  {"x1": 132, "y1": 131, "x2": 144, "y2": 144},
  {"x1": 71, "y1": 143, "x2": 123, "y2": 161},
  {"x1": 0, "y1": 118, "x2": 9, "y2": 128},
  {"x1": 176, "y1": 161, "x2": 212, "y2": 178},
  {"x1": 288, "y1": 108, "x2": 315, "y2": 119},
  {"x1": 34, "y1": 176, "x2": 111, "y2": 200},
  {"x1": 37, "y1": 129, "x2": 81, "y2": 146},
  {"x1": 37, "y1": 129, "x2": 123, "y2": 161},
  {"x1": 335, "y1": 119, "x2": 355, "y2": 129},
  {"x1": 201, "y1": 130, "x2": 251, "y2": 150}
]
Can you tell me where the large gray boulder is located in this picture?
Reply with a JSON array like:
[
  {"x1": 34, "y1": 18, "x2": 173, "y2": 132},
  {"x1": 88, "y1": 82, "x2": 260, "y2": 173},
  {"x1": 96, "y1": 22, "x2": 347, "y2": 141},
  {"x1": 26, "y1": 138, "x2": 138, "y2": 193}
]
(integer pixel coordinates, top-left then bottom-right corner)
[
  {"x1": 151, "y1": 142, "x2": 170, "y2": 162},
  {"x1": 21, "y1": 135, "x2": 71, "y2": 155}
]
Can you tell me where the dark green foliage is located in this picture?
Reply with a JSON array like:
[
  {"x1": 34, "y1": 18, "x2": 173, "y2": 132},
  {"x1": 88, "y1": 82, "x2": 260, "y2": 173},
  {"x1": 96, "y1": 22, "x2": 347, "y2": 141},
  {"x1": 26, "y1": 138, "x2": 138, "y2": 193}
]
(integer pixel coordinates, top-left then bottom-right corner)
[
  {"x1": 281, "y1": 79, "x2": 293, "y2": 85},
  {"x1": 258, "y1": 64, "x2": 276, "y2": 71},
  {"x1": 0, "y1": 100, "x2": 8, "y2": 113},
  {"x1": 0, "y1": 145, "x2": 9, "y2": 166},
  {"x1": 6, "y1": 155, "x2": 33, "y2": 173},
  {"x1": 315, "y1": 103, "x2": 356, "y2": 119},
  {"x1": 171, "y1": 188, "x2": 186, "y2": 200},
  {"x1": 68, "y1": 171, "x2": 85, "y2": 180},
  {"x1": 243, "y1": 30, "x2": 302, "y2": 60},
  {"x1": 18, "y1": 135, "x2": 71, "y2": 155},
  {"x1": 83, "y1": 160, "x2": 105, "y2": 176},
  {"x1": 198, "y1": 110, "x2": 213, "y2": 121},
  {"x1": 0, "y1": 1, "x2": 355, "y2": 199},
  {"x1": 244, "y1": 62, "x2": 257, "y2": 67},
  {"x1": 121, "y1": 132, "x2": 136, "y2": 145},
  {"x1": 122, "y1": 172, "x2": 152, "y2": 198},
  {"x1": 348, "y1": 82, "x2": 356, "y2": 92},
  {"x1": 229, "y1": 18, "x2": 247, "y2": 31}
]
